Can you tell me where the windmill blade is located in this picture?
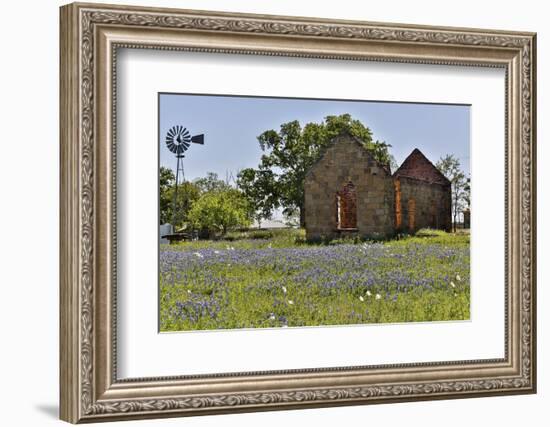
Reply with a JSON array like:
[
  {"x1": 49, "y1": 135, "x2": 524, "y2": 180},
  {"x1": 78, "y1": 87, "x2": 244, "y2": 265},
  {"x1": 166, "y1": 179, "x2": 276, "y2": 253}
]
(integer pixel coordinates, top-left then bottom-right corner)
[
  {"x1": 191, "y1": 134, "x2": 204, "y2": 145},
  {"x1": 165, "y1": 125, "x2": 204, "y2": 156},
  {"x1": 181, "y1": 127, "x2": 191, "y2": 140},
  {"x1": 166, "y1": 125, "x2": 192, "y2": 154},
  {"x1": 177, "y1": 141, "x2": 190, "y2": 155}
]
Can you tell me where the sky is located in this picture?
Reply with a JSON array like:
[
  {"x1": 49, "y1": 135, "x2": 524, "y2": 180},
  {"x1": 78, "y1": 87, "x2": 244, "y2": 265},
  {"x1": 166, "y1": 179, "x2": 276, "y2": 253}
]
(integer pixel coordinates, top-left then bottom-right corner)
[{"x1": 159, "y1": 93, "x2": 470, "y2": 185}]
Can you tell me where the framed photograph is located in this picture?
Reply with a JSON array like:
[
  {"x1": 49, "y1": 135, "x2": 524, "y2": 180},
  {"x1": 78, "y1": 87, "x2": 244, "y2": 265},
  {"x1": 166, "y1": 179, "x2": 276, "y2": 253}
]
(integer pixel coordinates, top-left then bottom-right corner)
[{"x1": 60, "y1": 2, "x2": 536, "y2": 423}]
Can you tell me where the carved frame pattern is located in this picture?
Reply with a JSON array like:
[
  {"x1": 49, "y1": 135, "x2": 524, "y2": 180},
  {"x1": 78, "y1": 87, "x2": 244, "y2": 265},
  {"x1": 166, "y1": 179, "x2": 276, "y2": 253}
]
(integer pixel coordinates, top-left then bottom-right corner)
[{"x1": 60, "y1": 2, "x2": 536, "y2": 423}]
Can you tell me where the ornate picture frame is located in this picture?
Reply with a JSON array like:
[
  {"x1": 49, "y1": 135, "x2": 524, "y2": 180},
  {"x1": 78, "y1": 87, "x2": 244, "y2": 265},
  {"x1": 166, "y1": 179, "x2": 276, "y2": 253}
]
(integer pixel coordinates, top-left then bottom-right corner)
[{"x1": 60, "y1": 2, "x2": 536, "y2": 423}]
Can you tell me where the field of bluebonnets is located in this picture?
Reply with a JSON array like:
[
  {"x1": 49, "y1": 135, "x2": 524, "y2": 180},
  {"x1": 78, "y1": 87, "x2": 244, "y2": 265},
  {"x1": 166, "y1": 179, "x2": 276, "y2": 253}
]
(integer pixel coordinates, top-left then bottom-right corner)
[{"x1": 159, "y1": 228, "x2": 470, "y2": 331}]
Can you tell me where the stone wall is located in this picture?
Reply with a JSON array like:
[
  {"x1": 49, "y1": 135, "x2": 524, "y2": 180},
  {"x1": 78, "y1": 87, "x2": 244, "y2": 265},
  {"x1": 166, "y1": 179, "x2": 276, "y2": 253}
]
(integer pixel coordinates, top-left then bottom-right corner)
[
  {"x1": 395, "y1": 176, "x2": 451, "y2": 233},
  {"x1": 304, "y1": 135, "x2": 395, "y2": 240}
]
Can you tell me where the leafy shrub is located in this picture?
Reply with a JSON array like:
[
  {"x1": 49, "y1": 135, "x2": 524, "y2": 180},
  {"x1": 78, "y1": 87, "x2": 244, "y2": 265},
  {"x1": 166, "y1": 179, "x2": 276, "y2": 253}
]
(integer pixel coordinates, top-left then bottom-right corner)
[{"x1": 188, "y1": 188, "x2": 251, "y2": 236}]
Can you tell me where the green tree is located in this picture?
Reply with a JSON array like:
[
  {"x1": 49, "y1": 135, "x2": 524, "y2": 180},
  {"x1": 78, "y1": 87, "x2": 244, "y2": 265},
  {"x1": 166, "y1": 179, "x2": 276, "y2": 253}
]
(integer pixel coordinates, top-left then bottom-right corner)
[
  {"x1": 194, "y1": 172, "x2": 230, "y2": 194},
  {"x1": 236, "y1": 168, "x2": 279, "y2": 228},
  {"x1": 254, "y1": 114, "x2": 393, "y2": 226},
  {"x1": 167, "y1": 182, "x2": 201, "y2": 229},
  {"x1": 159, "y1": 167, "x2": 175, "y2": 225},
  {"x1": 436, "y1": 154, "x2": 467, "y2": 232},
  {"x1": 188, "y1": 188, "x2": 251, "y2": 236}
]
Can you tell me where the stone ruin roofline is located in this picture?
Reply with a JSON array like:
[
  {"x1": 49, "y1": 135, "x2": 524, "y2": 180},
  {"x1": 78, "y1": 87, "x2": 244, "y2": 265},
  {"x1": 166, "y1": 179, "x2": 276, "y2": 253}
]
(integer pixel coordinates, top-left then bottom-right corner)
[
  {"x1": 304, "y1": 130, "x2": 392, "y2": 179},
  {"x1": 393, "y1": 148, "x2": 451, "y2": 186}
]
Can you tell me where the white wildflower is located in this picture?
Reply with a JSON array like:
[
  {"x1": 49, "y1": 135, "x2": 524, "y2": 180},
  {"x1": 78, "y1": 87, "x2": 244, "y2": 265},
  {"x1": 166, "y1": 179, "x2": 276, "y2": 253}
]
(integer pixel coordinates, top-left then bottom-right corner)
[
  {"x1": 269, "y1": 313, "x2": 276, "y2": 320},
  {"x1": 375, "y1": 294, "x2": 381, "y2": 300},
  {"x1": 214, "y1": 250, "x2": 220, "y2": 254},
  {"x1": 282, "y1": 286, "x2": 287, "y2": 294},
  {"x1": 359, "y1": 296, "x2": 365, "y2": 302},
  {"x1": 187, "y1": 289, "x2": 192, "y2": 294},
  {"x1": 456, "y1": 274, "x2": 462, "y2": 282},
  {"x1": 366, "y1": 290, "x2": 372, "y2": 297},
  {"x1": 288, "y1": 300, "x2": 294, "y2": 305},
  {"x1": 193, "y1": 252, "x2": 204, "y2": 258},
  {"x1": 450, "y1": 281, "x2": 456, "y2": 288}
]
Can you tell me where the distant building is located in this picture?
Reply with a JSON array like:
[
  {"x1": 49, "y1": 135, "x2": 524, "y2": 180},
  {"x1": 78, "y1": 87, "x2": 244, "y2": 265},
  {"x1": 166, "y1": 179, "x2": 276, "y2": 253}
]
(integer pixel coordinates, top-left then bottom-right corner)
[
  {"x1": 252, "y1": 218, "x2": 290, "y2": 229},
  {"x1": 304, "y1": 133, "x2": 451, "y2": 240}
]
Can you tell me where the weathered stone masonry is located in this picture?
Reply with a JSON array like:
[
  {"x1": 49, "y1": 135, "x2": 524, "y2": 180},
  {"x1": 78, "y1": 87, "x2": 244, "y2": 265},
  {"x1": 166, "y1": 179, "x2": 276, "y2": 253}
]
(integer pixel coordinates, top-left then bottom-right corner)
[
  {"x1": 393, "y1": 148, "x2": 452, "y2": 233},
  {"x1": 304, "y1": 134, "x2": 451, "y2": 240}
]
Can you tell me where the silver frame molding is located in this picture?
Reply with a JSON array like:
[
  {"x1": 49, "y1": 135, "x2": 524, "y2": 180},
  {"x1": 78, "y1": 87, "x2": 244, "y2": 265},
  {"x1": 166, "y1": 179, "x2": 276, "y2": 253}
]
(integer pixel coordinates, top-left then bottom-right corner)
[{"x1": 60, "y1": 2, "x2": 536, "y2": 423}]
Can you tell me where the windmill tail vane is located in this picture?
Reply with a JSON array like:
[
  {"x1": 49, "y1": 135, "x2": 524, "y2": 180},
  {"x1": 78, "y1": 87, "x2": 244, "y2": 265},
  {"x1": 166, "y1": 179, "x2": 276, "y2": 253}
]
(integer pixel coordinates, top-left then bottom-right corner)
[
  {"x1": 165, "y1": 125, "x2": 205, "y2": 226},
  {"x1": 190, "y1": 134, "x2": 204, "y2": 145}
]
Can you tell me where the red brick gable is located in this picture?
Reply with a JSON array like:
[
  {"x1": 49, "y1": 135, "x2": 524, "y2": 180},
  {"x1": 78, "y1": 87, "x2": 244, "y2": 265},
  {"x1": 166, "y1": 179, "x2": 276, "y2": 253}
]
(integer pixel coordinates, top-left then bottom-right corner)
[{"x1": 393, "y1": 148, "x2": 450, "y2": 185}]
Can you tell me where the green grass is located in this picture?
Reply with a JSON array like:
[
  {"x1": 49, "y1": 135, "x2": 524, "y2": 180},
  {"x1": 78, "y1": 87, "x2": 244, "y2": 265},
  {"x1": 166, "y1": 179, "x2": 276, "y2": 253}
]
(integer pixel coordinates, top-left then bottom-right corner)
[
  {"x1": 162, "y1": 228, "x2": 306, "y2": 251},
  {"x1": 160, "y1": 228, "x2": 470, "y2": 331}
]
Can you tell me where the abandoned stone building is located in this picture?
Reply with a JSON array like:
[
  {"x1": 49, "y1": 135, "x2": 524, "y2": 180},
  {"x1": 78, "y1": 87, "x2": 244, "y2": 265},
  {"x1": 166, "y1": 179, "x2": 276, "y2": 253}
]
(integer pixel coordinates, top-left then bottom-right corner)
[{"x1": 304, "y1": 133, "x2": 451, "y2": 240}]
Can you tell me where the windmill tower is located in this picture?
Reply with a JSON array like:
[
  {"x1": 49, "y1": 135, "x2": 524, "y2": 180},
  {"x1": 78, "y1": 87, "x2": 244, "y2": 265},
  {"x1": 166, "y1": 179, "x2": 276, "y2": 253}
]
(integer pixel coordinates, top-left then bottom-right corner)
[{"x1": 165, "y1": 125, "x2": 204, "y2": 228}]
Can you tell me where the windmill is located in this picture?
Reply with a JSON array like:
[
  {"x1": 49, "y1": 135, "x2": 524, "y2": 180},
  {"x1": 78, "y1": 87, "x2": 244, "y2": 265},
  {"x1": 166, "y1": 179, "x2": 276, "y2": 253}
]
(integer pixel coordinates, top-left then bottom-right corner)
[{"x1": 165, "y1": 125, "x2": 204, "y2": 228}]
